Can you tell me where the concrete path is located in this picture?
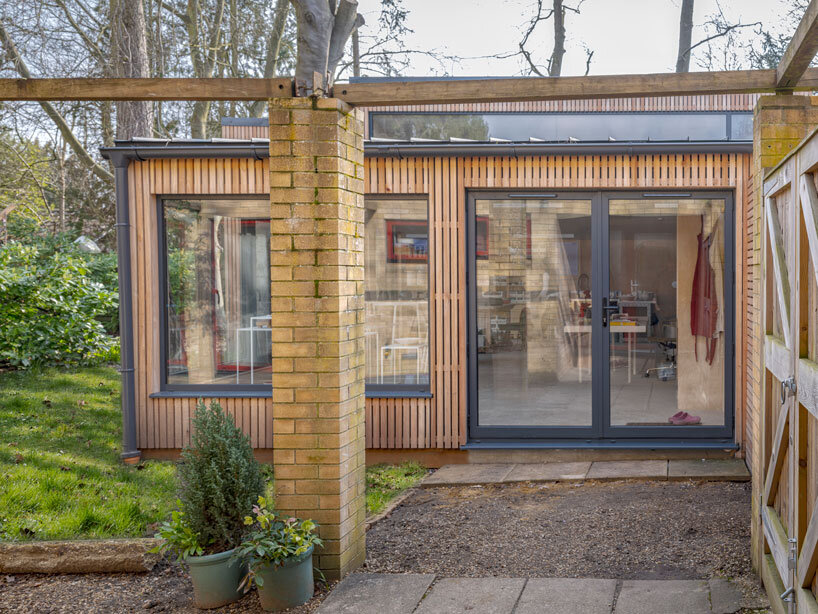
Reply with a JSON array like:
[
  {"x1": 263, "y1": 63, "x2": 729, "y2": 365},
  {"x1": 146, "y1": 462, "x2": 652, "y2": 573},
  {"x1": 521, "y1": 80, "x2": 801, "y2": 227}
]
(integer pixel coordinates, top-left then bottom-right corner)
[
  {"x1": 421, "y1": 458, "x2": 749, "y2": 487},
  {"x1": 316, "y1": 573, "x2": 754, "y2": 614}
]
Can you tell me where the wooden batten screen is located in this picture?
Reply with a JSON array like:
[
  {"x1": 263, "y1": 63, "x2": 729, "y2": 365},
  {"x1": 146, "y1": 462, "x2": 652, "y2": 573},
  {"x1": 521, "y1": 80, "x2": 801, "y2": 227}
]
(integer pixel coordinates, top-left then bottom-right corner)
[
  {"x1": 128, "y1": 158, "x2": 272, "y2": 450},
  {"x1": 759, "y1": 132, "x2": 818, "y2": 611},
  {"x1": 365, "y1": 153, "x2": 752, "y2": 450}
]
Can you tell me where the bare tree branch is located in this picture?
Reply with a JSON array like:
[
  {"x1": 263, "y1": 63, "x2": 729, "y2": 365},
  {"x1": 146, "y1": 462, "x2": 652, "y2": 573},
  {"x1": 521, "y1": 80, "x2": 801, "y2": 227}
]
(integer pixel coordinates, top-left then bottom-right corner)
[{"x1": 0, "y1": 20, "x2": 113, "y2": 183}]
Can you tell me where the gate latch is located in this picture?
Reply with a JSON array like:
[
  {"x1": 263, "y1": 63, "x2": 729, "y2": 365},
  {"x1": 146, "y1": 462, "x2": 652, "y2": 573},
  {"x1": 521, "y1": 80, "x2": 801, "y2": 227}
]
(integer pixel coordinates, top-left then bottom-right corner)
[{"x1": 781, "y1": 377, "x2": 797, "y2": 404}]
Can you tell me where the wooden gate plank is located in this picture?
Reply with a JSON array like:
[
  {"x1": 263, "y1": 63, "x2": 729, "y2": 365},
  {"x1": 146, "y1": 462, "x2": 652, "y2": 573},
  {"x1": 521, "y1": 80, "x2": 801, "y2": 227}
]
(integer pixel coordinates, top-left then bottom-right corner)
[
  {"x1": 765, "y1": 402, "x2": 791, "y2": 505},
  {"x1": 798, "y1": 497, "x2": 818, "y2": 588},
  {"x1": 800, "y1": 359, "x2": 818, "y2": 421},
  {"x1": 767, "y1": 196, "x2": 793, "y2": 349},
  {"x1": 767, "y1": 335, "x2": 792, "y2": 384},
  {"x1": 763, "y1": 505, "x2": 792, "y2": 586}
]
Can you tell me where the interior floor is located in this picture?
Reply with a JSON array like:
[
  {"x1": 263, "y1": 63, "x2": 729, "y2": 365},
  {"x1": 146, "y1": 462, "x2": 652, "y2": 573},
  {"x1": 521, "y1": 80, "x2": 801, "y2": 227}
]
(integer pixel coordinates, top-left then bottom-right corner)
[{"x1": 477, "y1": 350, "x2": 724, "y2": 427}]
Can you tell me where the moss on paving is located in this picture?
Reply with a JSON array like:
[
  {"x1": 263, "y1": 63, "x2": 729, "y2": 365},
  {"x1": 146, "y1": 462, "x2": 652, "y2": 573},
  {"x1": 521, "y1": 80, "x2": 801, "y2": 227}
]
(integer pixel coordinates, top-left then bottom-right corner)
[
  {"x1": 366, "y1": 462, "x2": 427, "y2": 516},
  {"x1": 0, "y1": 366, "x2": 176, "y2": 541}
]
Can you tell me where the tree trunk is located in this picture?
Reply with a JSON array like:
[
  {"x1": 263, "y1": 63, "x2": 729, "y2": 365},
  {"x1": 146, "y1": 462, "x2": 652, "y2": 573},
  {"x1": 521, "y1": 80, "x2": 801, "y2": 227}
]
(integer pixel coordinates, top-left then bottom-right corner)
[
  {"x1": 549, "y1": 0, "x2": 565, "y2": 77},
  {"x1": 352, "y1": 27, "x2": 360, "y2": 78},
  {"x1": 676, "y1": 0, "x2": 695, "y2": 73},
  {"x1": 111, "y1": 0, "x2": 153, "y2": 139},
  {"x1": 249, "y1": 0, "x2": 291, "y2": 117},
  {"x1": 185, "y1": 0, "x2": 225, "y2": 139},
  {"x1": 291, "y1": 0, "x2": 363, "y2": 93}
]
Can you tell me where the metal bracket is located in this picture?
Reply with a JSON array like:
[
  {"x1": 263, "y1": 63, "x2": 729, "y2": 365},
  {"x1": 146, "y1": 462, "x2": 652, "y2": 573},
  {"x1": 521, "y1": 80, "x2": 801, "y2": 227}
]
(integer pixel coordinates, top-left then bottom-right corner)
[{"x1": 781, "y1": 538, "x2": 798, "y2": 605}]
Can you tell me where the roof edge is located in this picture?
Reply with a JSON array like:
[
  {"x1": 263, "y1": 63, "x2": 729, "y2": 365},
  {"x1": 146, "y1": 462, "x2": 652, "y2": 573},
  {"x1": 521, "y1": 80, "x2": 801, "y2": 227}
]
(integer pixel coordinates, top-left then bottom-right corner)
[{"x1": 99, "y1": 139, "x2": 752, "y2": 164}]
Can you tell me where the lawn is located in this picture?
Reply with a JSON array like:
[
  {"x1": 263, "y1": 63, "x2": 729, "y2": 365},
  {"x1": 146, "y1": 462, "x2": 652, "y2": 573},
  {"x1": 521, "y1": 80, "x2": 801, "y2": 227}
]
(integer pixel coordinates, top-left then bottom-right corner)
[
  {"x1": 0, "y1": 366, "x2": 176, "y2": 541},
  {"x1": 0, "y1": 366, "x2": 426, "y2": 540},
  {"x1": 366, "y1": 462, "x2": 428, "y2": 515}
]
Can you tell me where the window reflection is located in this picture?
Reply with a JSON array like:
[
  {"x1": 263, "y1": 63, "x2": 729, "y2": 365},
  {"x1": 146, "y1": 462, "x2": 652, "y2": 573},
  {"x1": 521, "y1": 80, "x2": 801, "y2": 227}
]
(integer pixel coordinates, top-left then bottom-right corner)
[
  {"x1": 364, "y1": 199, "x2": 430, "y2": 389},
  {"x1": 164, "y1": 199, "x2": 271, "y2": 388}
]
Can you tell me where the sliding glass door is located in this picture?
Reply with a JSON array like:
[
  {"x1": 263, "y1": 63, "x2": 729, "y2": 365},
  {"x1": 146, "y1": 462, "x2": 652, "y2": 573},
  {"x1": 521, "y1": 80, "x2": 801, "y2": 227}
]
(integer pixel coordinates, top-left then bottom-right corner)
[{"x1": 468, "y1": 191, "x2": 733, "y2": 443}]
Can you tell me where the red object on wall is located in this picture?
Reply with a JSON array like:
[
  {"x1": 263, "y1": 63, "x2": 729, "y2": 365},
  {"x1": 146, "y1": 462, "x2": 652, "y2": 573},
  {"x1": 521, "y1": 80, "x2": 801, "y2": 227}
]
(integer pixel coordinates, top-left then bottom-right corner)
[{"x1": 690, "y1": 215, "x2": 719, "y2": 365}]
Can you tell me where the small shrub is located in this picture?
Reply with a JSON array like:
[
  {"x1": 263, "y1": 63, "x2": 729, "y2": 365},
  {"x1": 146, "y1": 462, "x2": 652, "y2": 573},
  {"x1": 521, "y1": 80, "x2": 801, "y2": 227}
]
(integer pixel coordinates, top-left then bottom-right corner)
[{"x1": 176, "y1": 400, "x2": 265, "y2": 553}]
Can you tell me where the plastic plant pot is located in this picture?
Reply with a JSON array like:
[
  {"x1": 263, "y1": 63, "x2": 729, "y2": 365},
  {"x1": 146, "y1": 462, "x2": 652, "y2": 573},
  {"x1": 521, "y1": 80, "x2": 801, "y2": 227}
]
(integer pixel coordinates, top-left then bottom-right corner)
[
  {"x1": 254, "y1": 545, "x2": 315, "y2": 612},
  {"x1": 186, "y1": 548, "x2": 244, "y2": 609}
]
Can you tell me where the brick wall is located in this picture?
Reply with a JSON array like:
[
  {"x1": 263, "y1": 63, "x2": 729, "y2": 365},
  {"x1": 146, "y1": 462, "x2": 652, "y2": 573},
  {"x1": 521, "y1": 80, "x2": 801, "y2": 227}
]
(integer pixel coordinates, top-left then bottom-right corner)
[{"x1": 267, "y1": 97, "x2": 367, "y2": 580}]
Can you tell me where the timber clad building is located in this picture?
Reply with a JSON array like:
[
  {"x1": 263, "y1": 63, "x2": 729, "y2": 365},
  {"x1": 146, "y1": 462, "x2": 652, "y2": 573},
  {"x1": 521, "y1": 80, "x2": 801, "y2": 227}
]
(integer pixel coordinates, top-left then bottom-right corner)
[{"x1": 101, "y1": 90, "x2": 763, "y2": 466}]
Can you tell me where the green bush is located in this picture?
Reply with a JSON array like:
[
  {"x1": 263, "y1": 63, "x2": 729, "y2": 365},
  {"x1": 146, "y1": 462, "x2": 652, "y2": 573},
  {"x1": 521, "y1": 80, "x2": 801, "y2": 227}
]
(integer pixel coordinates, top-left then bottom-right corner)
[
  {"x1": 177, "y1": 401, "x2": 265, "y2": 554},
  {"x1": 0, "y1": 240, "x2": 118, "y2": 368}
]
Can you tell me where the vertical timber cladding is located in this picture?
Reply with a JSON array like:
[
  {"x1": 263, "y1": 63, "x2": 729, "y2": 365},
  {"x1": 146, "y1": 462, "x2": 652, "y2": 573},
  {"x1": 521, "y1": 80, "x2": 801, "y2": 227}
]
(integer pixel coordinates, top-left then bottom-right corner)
[
  {"x1": 365, "y1": 153, "x2": 753, "y2": 450},
  {"x1": 128, "y1": 158, "x2": 273, "y2": 450}
]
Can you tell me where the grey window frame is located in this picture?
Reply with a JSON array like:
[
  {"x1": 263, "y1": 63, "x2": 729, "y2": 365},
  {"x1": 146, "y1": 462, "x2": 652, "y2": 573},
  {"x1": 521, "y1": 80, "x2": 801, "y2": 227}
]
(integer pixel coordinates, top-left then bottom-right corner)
[
  {"x1": 156, "y1": 194, "x2": 272, "y2": 396},
  {"x1": 364, "y1": 194, "x2": 432, "y2": 398},
  {"x1": 466, "y1": 189, "x2": 735, "y2": 446}
]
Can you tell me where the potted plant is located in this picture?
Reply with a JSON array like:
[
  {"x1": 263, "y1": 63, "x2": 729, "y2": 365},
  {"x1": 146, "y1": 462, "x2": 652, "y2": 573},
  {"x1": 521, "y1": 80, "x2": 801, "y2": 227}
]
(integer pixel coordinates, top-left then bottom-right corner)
[
  {"x1": 233, "y1": 496, "x2": 323, "y2": 611},
  {"x1": 153, "y1": 400, "x2": 264, "y2": 609}
]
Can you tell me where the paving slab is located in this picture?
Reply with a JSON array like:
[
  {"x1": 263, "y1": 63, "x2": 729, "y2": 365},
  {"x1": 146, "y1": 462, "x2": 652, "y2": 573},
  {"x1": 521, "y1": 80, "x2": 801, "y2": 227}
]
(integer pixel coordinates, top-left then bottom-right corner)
[
  {"x1": 614, "y1": 580, "x2": 710, "y2": 614},
  {"x1": 413, "y1": 577, "x2": 526, "y2": 614},
  {"x1": 515, "y1": 578, "x2": 617, "y2": 614},
  {"x1": 421, "y1": 463, "x2": 515, "y2": 487},
  {"x1": 316, "y1": 572, "x2": 434, "y2": 614},
  {"x1": 503, "y1": 462, "x2": 592, "y2": 483},
  {"x1": 587, "y1": 460, "x2": 668, "y2": 481},
  {"x1": 668, "y1": 459, "x2": 750, "y2": 482},
  {"x1": 708, "y1": 578, "x2": 744, "y2": 614}
]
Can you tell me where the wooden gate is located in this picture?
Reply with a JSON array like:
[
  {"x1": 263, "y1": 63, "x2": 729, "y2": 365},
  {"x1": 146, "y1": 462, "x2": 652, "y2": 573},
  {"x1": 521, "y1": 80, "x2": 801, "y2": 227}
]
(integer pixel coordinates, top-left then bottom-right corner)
[{"x1": 762, "y1": 128, "x2": 818, "y2": 614}]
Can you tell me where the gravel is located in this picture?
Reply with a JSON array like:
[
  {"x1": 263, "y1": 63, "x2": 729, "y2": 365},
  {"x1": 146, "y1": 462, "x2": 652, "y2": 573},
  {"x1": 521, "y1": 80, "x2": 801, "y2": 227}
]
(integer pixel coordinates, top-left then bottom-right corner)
[
  {"x1": 364, "y1": 480, "x2": 755, "y2": 581},
  {"x1": 0, "y1": 480, "x2": 768, "y2": 612}
]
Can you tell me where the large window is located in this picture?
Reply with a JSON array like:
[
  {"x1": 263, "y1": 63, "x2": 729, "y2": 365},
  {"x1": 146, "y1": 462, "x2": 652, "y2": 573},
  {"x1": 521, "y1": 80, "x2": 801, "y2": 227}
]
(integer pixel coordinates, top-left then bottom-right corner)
[
  {"x1": 161, "y1": 198, "x2": 271, "y2": 390},
  {"x1": 364, "y1": 198, "x2": 430, "y2": 393}
]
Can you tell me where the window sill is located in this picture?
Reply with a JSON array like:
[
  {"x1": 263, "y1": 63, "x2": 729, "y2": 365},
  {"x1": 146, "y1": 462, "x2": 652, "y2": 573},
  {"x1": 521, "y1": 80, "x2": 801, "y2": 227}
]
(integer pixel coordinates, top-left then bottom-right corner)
[
  {"x1": 150, "y1": 390, "x2": 272, "y2": 399},
  {"x1": 365, "y1": 390, "x2": 433, "y2": 399}
]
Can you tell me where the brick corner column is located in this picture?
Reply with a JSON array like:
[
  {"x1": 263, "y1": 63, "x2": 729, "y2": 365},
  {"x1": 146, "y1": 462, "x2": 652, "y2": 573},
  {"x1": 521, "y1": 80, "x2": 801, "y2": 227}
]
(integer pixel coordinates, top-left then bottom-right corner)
[{"x1": 268, "y1": 96, "x2": 366, "y2": 580}]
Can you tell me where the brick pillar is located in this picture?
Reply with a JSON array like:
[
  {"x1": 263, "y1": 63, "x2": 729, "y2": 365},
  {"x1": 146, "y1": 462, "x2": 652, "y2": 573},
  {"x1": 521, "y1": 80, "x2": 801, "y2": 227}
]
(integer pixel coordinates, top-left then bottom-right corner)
[
  {"x1": 750, "y1": 95, "x2": 818, "y2": 572},
  {"x1": 268, "y1": 97, "x2": 366, "y2": 580}
]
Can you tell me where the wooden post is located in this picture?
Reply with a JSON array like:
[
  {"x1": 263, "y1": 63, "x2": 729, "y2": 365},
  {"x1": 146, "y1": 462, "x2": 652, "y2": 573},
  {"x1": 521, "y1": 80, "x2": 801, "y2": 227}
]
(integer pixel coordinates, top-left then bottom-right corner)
[{"x1": 267, "y1": 97, "x2": 366, "y2": 580}]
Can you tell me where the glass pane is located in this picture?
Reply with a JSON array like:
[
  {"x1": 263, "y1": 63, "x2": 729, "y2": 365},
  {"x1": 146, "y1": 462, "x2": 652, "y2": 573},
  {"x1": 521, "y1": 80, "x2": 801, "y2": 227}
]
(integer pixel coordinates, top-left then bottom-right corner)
[
  {"x1": 164, "y1": 199, "x2": 271, "y2": 387},
  {"x1": 476, "y1": 199, "x2": 593, "y2": 426},
  {"x1": 370, "y1": 112, "x2": 738, "y2": 142},
  {"x1": 364, "y1": 199, "x2": 430, "y2": 388},
  {"x1": 608, "y1": 199, "x2": 725, "y2": 427}
]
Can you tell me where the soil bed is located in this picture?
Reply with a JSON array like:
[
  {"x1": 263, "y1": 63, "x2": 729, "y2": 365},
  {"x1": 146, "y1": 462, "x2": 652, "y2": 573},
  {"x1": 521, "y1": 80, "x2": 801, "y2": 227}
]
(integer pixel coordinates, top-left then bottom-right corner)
[
  {"x1": 365, "y1": 480, "x2": 754, "y2": 581},
  {"x1": 0, "y1": 560, "x2": 333, "y2": 614}
]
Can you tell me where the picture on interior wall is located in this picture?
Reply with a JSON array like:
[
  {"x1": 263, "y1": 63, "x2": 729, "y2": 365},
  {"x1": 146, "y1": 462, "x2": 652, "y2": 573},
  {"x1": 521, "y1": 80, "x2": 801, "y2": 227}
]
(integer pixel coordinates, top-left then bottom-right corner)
[
  {"x1": 386, "y1": 219, "x2": 428, "y2": 263},
  {"x1": 476, "y1": 216, "x2": 490, "y2": 259}
]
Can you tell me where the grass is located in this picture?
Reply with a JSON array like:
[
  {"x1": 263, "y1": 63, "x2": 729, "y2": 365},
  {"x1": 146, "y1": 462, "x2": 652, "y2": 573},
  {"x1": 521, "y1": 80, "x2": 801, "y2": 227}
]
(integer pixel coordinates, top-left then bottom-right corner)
[
  {"x1": 366, "y1": 461, "x2": 428, "y2": 516},
  {"x1": 0, "y1": 365, "x2": 424, "y2": 539},
  {"x1": 0, "y1": 366, "x2": 176, "y2": 541}
]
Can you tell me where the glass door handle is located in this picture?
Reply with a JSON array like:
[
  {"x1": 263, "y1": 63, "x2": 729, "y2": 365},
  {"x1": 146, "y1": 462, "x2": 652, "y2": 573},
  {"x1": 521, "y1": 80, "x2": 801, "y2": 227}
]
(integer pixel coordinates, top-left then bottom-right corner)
[{"x1": 601, "y1": 298, "x2": 619, "y2": 327}]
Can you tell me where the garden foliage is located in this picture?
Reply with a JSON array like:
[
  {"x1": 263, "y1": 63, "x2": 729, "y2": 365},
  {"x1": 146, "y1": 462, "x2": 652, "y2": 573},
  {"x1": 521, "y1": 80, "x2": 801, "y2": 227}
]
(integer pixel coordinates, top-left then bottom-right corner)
[{"x1": 0, "y1": 237, "x2": 118, "y2": 368}]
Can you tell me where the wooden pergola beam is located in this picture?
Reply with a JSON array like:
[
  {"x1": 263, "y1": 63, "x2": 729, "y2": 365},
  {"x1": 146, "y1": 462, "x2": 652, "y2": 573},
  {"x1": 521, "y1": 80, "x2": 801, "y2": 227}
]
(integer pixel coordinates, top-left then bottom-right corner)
[
  {"x1": 339, "y1": 68, "x2": 818, "y2": 106},
  {"x1": 0, "y1": 78, "x2": 294, "y2": 101},
  {"x1": 2, "y1": 68, "x2": 818, "y2": 106},
  {"x1": 777, "y1": 0, "x2": 818, "y2": 89}
]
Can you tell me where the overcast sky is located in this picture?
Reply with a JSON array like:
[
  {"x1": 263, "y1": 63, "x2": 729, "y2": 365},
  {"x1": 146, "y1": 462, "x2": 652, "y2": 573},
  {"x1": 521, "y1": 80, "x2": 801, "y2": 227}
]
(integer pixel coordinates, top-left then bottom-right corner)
[{"x1": 353, "y1": 0, "x2": 793, "y2": 77}]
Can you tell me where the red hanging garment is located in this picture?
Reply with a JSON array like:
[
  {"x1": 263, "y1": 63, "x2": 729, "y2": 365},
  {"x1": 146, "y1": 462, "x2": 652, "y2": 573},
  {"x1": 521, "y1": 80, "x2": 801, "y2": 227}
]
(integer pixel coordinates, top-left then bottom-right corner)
[{"x1": 690, "y1": 215, "x2": 719, "y2": 365}]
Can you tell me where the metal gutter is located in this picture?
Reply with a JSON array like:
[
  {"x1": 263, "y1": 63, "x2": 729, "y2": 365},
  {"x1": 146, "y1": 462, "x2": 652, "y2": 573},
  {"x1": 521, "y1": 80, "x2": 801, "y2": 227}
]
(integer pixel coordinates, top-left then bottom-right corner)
[
  {"x1": 101, "y1": 139, "x2": 752, "y2": 161},
  {"x1": 100, "y1": 141, "x2": 269, "y2": 161},
  {"x1": 364, "y1": 140, "x2": 753, "y2": 157},
  {"x1": 98, "y1": 150, "x2": 139, "y2": 462}
]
